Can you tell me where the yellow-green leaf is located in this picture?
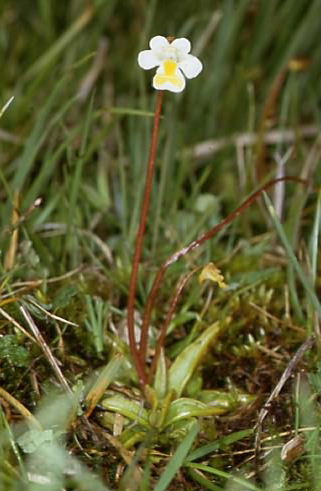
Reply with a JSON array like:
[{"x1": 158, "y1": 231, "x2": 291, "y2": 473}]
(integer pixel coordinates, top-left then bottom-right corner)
[
  {"x1": 85, "y1": 354, "x2": 124, "y2": 417},
  {"x1": 164, "y1": 397, "x2": 221, "y2": 428},
  {"x1": 198, "y1": 389, "x2": 256, "y2": 414},
  {"x1": 154, "y1": 349, "x2": 168, "y2": 400},
  {"x1": 101, "y1": 394, "x2": 149, "y2": 427},
  {"x1": 168, "y1": 322, "x2": 223, "y2": 397}
]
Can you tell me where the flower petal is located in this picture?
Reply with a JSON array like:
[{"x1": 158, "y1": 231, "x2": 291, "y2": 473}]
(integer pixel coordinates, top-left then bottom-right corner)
[
  {"x1": 153, "y1": 76, "x2": 186, "y2": 93},
  {"x1": 149, "y1": 35, "x2": 169, "y2": 51},
  {"x1": 171, "y1": 38, "x2": 191, "y2": 55},
  {"x1": 138, "y1": 50, "x2": 160, "y2": 70},
  {"x1": 152, "y1": 62, "x2": 185, "y2": 93},
  {"x1": 178, "y1": 54, "x2": 203, "y2": 79}
]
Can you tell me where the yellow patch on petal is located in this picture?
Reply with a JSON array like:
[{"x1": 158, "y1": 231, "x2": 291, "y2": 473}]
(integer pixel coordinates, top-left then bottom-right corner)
[{"x1": 153, "y1": 59, "x2": 184, "y2": 90}]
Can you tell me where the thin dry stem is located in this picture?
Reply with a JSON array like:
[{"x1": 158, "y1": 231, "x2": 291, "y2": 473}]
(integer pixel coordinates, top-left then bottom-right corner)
[
  {"x1": 19, "y1": 304, "x2": 72, "y2": 394},
  {"x1": 0, "y1": 387, "x2": 42, "y2": 429},
  {"x1": 254, "y1": 335, "x2": 315, "y2": 475}
]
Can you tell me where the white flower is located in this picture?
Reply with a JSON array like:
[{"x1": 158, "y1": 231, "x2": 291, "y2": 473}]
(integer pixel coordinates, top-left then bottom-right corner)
[{"x1": 138, "y1": 36, "x2": 203, "y2": 93}]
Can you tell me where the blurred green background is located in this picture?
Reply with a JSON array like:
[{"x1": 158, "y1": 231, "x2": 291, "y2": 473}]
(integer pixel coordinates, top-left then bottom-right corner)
[{"x1": 1, "y1": 1, "x2": 320, "y2": 255}]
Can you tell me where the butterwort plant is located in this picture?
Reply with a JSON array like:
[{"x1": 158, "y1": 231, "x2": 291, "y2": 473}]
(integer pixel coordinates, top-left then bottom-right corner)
[
  {"x1": 127, "y1": 36, "x2": 203, "y2": 387},
  {"x1": 125, "y1": 34, "x2": 306, "y2": 394},
  {"x1": 93, "y1": 35, "x2": 306, "y2": 446}
]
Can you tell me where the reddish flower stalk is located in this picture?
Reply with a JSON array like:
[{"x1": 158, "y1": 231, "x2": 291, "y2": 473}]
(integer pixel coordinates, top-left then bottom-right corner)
[
  {"x1": 127, "y1": 90, "x2": 164, "y2": 386},
  {"x1": 139, "y1": 176, "x2": 308, "y2": 364},
  {"x1": 149, "y1": 266, "x2": 201, "y2": 382}
]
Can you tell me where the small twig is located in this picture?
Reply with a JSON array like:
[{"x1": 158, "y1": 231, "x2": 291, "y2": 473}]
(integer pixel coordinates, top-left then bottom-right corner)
[
  {"x1": 254, "y1": 335, "x2": 315, "y2": 473},
  {"x1": 0, "y1": 266, "x2": 83, "y2": 300},
  {"x1": 26, "y1": 298, "x2": 78, "y2": 327},
  {"x1": 0, "y1": 307, "x2": 37, "y2": 344},
  {"x1": 0, "y1": 387, "x2": 42, "y2": 429},
  {"x1": 2, "y1": 197, "x2": 42, "y2": 239},
  {"x1": 0, "y1": 96, "x2": 14, "y2": 119},
  {"x1": 127, "y1": 90, "x2": 164, "y2": 386},
  {"x1": 189, "y1": 125, "x2": 318, "y2": 161},
  {"x1": 19, "y1": 304, "x2": 72, "y2": 395},
  {"x1": 273, "y1": 148, "x2": 293, "y2": 219}
]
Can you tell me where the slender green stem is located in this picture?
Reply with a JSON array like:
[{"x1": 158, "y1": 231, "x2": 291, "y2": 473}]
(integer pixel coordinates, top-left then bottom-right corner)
[{"x1": 127, "y1": 90, "x2": 164, "y2": 386}]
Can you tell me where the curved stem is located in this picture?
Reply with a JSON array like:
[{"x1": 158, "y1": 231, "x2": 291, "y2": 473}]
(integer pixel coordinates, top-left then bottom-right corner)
[
  {"x1": 149, "y1": 266, "x2": 201, "y2": 383},
  {"x1": 127, "y1": 90, "x2": 164, "y2": 386},
  {"x1": 139, "y1": 176, "x2": 308, "y2": 363}
]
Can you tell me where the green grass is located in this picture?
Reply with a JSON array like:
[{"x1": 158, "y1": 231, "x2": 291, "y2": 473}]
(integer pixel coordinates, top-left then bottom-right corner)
[{"x1": 0, "y1": 0, "x2": 321, "y2": 489}]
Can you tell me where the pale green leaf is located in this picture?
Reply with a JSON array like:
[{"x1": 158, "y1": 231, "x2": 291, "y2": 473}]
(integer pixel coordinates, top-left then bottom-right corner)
[
  {"x1": 154, "y1": 349, "x2": 168, "y2": 399},
  {"x1": 168, "y1": 322, "x2": 223, "y2": 397},
  {"x1": 101, "y1": 394, "x2": 149, "y2": 427},
  {"x1": 164, "y1": 397, "x2": 222, "y2": 428}
]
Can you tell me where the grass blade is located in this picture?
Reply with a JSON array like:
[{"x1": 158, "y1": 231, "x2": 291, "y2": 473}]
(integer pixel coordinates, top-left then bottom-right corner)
[
  {"x1": 186, "y1": 463, "x2": 262, "y2": 491},
  {"x1": 154, "y1": 421, "x2": 199, "y2": 491},
  {"x1": 187, "y1": 429, "x2": 253, "y2": 462},
  {"x1": 264, "y1": 192, "x2": 321, "y2": 320},
  {"x1": 309, "y1": 189, "x2": 321, "y2": 284}
]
